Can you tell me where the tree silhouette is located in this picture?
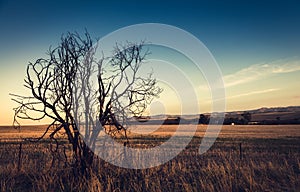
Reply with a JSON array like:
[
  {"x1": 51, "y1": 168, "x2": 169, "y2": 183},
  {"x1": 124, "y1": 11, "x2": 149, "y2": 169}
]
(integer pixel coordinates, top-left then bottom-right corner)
[
  {"x1": 198, "y1": 114, "x2": 208, "y2": 124},
  {"x1": 241, "y1": 112, "x2": 252, "y2": 124},
  {"x1": 11, "y1": 31, "x2": 162, "y2": 170}
]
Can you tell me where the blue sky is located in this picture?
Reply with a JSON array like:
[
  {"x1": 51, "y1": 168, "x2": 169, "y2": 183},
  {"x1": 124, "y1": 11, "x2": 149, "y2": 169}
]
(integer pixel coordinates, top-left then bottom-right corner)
[{"x1": 0, "y1": 0, "x2": 300, "y2": 124}]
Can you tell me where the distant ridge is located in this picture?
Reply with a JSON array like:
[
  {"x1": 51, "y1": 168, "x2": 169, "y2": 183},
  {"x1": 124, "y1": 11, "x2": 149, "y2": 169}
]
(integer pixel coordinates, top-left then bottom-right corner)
[{"x1": 135, "y1": 106, "x2": 300, "y2": 125}]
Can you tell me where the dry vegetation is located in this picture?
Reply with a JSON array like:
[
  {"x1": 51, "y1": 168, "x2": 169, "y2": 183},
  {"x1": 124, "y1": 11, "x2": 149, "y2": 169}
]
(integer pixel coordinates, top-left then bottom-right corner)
[{"x1": 0, "y1": 125, "x2": 299, "y2": 191}]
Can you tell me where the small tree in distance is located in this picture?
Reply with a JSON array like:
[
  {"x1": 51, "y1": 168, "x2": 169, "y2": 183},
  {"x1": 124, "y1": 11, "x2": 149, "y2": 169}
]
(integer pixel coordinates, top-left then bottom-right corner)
[
  {"x1": 241, "y1": 112, "x2": 252, "y2": 124},
  {"x1": 11, "y1": 31, "x2": 162, "y2": 171}
]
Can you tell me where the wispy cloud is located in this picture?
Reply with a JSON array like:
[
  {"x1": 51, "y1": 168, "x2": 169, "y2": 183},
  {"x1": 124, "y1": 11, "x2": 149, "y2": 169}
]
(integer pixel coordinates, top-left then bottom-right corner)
[
  {"x1": 227, "y1": 88, "x2": 279, "y2": 99},
  {"x1": 224, "y1": 58, "x2": 300, "y2": 87},
  {"x1": 201, "y1": 88, "x2": 279, "y2": 104}
]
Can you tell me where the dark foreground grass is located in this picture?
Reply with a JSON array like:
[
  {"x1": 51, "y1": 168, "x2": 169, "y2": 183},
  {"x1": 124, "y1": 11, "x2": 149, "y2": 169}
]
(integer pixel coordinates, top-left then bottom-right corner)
[{"x1": 0, "y1": 135, "x2": 299, "y2": 192}]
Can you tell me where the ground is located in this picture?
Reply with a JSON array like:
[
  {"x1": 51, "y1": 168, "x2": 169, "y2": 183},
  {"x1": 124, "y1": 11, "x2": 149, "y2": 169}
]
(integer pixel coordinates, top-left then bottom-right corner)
[{"x1": 0, "y1": 125, "x2": 299, "y2": 191}]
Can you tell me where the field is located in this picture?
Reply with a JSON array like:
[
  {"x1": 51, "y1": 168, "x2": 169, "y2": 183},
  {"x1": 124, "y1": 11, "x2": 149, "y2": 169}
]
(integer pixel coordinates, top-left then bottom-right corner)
[{"x1": 0, "y1": 125, "x2": 299, "y2": 191}]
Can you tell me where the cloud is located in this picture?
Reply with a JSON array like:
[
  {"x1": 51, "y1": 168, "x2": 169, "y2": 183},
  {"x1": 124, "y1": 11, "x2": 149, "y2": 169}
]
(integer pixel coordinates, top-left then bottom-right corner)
[
  {"x1": 227, "y1": 88, "x2": 279, "y2": 100},
  {"x1": 201, "y1": 88, "x2": 279, "y2": 104},
  {"x1": 224, "y1": 58, "x2": 300, "y2": 87}
]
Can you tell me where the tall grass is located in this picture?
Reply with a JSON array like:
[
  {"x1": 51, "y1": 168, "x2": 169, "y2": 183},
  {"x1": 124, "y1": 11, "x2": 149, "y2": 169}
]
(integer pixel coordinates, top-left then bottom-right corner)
[{"x1": 0, "y1": 125, "x2": 299, "y2": 191}]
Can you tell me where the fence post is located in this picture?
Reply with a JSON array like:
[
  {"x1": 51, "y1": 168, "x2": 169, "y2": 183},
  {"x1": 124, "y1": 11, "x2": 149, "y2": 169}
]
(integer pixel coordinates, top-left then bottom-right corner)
[
  {"x1": 239, "y1": 142, "x2": 242, "y2": 160},
  {"x1": 18, "y1": 142, "x2": 23, "y2": 171}
]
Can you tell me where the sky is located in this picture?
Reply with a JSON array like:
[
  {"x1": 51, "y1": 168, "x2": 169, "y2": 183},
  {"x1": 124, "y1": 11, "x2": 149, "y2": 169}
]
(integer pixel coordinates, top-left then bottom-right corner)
[{"x1": 0, "y1": 0, "x2": 300, "y2": 125}]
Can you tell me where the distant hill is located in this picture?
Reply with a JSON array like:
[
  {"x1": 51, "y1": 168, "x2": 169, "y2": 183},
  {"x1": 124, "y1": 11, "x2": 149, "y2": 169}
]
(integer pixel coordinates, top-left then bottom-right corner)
[
  {"x1": 244, "y1": 106, "x2": 300, "y2": 125},
  {"x1": 132, "y1": 106, "x2": 300, "y2": 125}
]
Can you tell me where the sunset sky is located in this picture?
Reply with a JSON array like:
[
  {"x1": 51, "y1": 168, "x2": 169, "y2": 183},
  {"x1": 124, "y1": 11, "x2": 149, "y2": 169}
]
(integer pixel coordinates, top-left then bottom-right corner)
[{"x1": 0, "y1": 0, "x2": 300, "y2": 125}]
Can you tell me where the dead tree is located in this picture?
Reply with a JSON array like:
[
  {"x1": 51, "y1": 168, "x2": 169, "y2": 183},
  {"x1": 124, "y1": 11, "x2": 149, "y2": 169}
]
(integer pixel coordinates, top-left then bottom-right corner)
[
  {"x1": 11, "y1": 31, "x2": 162, "y2": 170},
  {"x1": 96, "y1": 42, "x2": 162, "y2": 137}
]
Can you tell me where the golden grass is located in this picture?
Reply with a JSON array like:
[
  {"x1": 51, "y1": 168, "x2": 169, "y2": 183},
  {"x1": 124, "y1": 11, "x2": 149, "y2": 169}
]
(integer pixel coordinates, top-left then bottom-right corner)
[
  {"x1": 1, "y1": 124, "x2": 299, "y2": 139},
  {"x1": 127, "y1": 124, "x2": 300, "y2": 138},
  {"x1": 0, "y1": 125, "x2": 299, "y2": 191},
  {"x1": 0, "y1": 125, "x2": 51, "y2": 141}
]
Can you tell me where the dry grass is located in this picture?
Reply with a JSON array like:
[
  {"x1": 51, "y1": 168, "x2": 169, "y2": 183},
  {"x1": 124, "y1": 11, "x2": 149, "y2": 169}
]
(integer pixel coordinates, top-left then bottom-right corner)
[{"x1": 0, "y1": 125, "x2": 299, "y2": 191}]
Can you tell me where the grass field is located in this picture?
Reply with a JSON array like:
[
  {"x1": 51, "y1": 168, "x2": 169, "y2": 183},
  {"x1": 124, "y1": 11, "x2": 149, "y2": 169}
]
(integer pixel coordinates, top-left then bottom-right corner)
[{"x1": 0, "y1": 125, "x2": 299, "y2": 191}]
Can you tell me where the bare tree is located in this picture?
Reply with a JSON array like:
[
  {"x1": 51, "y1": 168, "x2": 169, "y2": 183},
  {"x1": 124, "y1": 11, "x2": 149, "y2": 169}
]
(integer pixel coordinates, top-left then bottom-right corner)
[
  {"x1": 97, "y1": 43, "x2": 162, "y2": 135},
  {"x1": 11, "y1": 31, "x2": 162, "y2": 170}
]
